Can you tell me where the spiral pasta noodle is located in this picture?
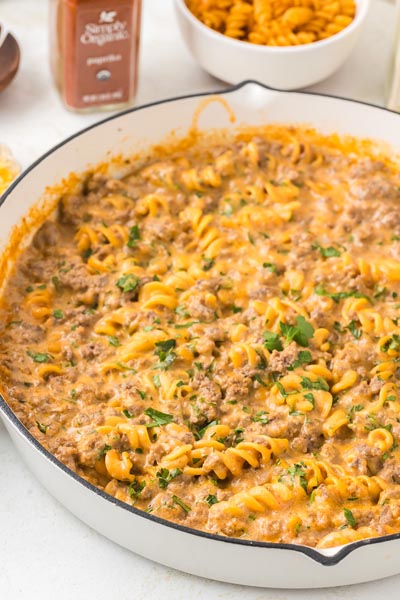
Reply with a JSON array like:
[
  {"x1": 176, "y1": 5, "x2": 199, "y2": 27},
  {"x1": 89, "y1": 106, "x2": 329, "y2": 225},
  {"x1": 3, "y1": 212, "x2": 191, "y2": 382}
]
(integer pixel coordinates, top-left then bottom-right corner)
[{"x1": 186, "y1": 0, "x2": 356, "y2": 47}]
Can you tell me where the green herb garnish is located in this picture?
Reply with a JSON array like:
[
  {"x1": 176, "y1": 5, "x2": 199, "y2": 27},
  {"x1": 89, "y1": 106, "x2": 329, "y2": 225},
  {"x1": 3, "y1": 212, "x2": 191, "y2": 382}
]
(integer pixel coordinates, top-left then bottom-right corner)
[
  {"x1": 303, "y1": 392, "x2": 315, "y2": 408},
  {"x1": 156, "y1": 467, "x2": 182, "y2": 489},
  {"x1": 128, "y1": 480, "x2": 146, "y2": 501},
  {"x1": 381, "y1": 334, "x2": 400, "y2": 353},
  {"x1": 288, "y1": 350, "x2": 312, "y2": 370},
  {"x1": 231, "y1": 304, "x2": 243, "y2": 314},
  {"x1": 116, "y1": 273, "x2": 140, "y2": 293},
  {"x1": 205, "y1": 494, "x2": 219, "y2": 506},
  {"x1": 122, "y1": 409, "x2": 134, "y2": 418},
  {"x1": 252, "y1": 411, "x2": 269, "y2": 424},
  {"x1": 263, "y1": 331, "x2": 283, "y2": 351},
  {"x1": 345, "y1": 320, "x2": 362, "y2": 339},
  {"x1": 144, "y1": 407, "x2": 173, "y2": 427},
  {"x1": 27, "y1": 350, "x2": 52, "y2": 363},
  {"x1": 348, "y1": 404, "x2": 364, "y2": 421},
  {"x1": 202, "y1": 257, "x2": 215, "y2": 271},
  {"x1": 36, "y1": 421, "x2": 48, "y2": 434},
  {"x1": 344, "y1": 507, "x2": 356, "y2": 528},
  {"x1": 152, "y1": 374, "x2": 161, "y2": 388},
  {"x1": 172, "y1": 495, "x2": 191, "y2": 513},
  {"x1": 127, "y1": 225, "x2": 140, "y2": 247},
  {"x1": 97, "y1": 444, "x2": 111, "y2": 459},
  {"x1": 287, "y1": 463, "x2": 307, "y2": 492},
  {"x1": 301, "y1": 376, "x2": 329, "y2": 391},
  {"x1": 153, "y1": 339, "x2": 177, "y2": 370},
  {"x1": 312, "y1": 243, "x2": 341, "y2": 258},
  {"x1": 279, "y1": 316, "x2": 314, "y2": 347},
  {"x1": 314, "y1": 285, "x2": 371, "y2": 304},
  {"x1": 263, "y1": 262, "x2": 277, "y2": 272},
  {"x1": 197, "y1": 419, "x2": 219, "y2": 439}
]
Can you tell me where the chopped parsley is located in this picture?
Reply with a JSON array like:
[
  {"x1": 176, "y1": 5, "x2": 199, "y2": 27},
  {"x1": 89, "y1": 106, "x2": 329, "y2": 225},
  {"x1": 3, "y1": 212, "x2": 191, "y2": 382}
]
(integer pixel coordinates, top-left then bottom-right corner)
[
  {"x1": 153, "y1": 339, "x2": 177, "y2": 371},
  {"x1": 155, "y1": 351, "x2": 175, "y2": 370},
  {"x1": 263, "y1": 262, "x2": 277, "y2": 273},
  {"x1": 97, "y1": 444, "x2": 111, "y2": 459},
  {"x1": 333, "y1": 321, "x2": 344, "y2": 334},
  {"x1": 152, "y1": 374, "x2": 161, "y2": 388},
  {"x1": 155, "y1": 339, "x2": 176, "y2": 353},
  {"x1": 53, "y1": 309, "x2": 64, "y2": 319},
  {"x1": 172, "y1": 495, "x2": 191, "y2": 513},
  {"x1": 127, "y1": 225, "x2": 141, "y2": 247},
  {"x1": 275, "y1": 381, "x2": 289, "y2": 398},
  {"x1": 51, "y1": 276, "x2": 60, "y2": 289},
  {"x1": 381, "y1": 334, "x2": 400, "y2": 353},
  {"x1": 303, "y1": 392, "x2": 315, "y2": 408},
  {"x1": 279, "y1": 316, "x2": 314, "y2": 347},
  {"x1": 348, "y1": 404, "x2": 364, "y2": 421},
  {"x1": 174, "y1": 321, "x2": 201, "y2": 329},
  {"x1": 263, "y1": 331, "x2": 283, "y2": 351},
  {"x1": 202, "y1": 257, "x2": 215, "y2": 271},
  {"x1": 365, "y1": 414, "x2": 392, "y2": 432},
  {"x1": 312, "y1": 243, "x2": 341, "y2": 258},
  {"x1": 345, "y1": 320, "x2": 362, "y2": 339},
  {"x1": 343, "y1": 507, "x2": 356, "y2": 528},
  {"x1": 205, "y1": 494, "x2": 219, "y2": 506},
  {"x1": 108, "y1": 336, "x2": 120, "y2": 347},
  {"x1": 175, "y1": 305, "x2": 190, "y2": 318},
  {"x1": 27, "y1": 350, "x2": 52, "y2": 363},
  {"x1": 144, "y1": 407, "x2": 173, "y2": 427},
  {"x1": 252, "y1": 411, "x2": 269, "y2": 424},
  {"x1": 232, "y1": 428, "x2": 244, "y2": 445},
  {"x1": 128, "y1": 480, "x2": 146, "y2": 501},
  {"x1": 288, "y1": 350, "x2": 312, "y2": 370},
  {"x1": 287, "y1": 463, "x2": 307, "y2": 492},
  {"x1": 36, "y1": 421, "x2": 48, "y2": 434},
  {"x1": 122, "y1": 409, "x2": 134, "y2": 418},
  {"x1": 314, "y1": 285, "x2": 371, "y2": 304},
  {"x1": 231, "y1": 304, "x2": 243, "y2": 314},
  {"x1": 252, "y1": 373, "x2": 268, "y2": 387},
  {"x1": 116, "y1": 273, "x2": 140, "y2": 293},
  {"x1": 196, "y1": 419, "x2": 219, "y2": 439},
  {"x1": 301, "y1": 376, "x2": 330, "y2": 391},
  {"x1": 156, "y1": 467, "x2": 182, "y2": 489},
  {"x1": 374, "y1": 286, "x2": 387, "y2": 299}
]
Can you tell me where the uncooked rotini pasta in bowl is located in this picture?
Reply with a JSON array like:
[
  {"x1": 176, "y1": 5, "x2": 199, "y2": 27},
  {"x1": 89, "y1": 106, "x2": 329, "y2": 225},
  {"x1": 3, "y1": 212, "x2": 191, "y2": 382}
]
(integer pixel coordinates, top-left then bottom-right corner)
[{"x1": 174, "y1": 0, "x2": 370, "y2": 89}]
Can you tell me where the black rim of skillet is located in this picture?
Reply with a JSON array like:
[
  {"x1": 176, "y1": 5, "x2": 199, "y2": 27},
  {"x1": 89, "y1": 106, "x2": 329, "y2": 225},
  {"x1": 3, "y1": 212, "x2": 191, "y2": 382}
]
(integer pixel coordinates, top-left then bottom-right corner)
[{"x1": 1, "y1": 80, "x2": 400, "y2": 568}]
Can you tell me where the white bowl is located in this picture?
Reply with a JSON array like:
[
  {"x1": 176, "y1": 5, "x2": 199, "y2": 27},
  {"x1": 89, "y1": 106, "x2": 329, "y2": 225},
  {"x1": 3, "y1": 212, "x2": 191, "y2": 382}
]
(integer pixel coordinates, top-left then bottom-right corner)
[
  {"x1": 174, "y1": 0, "x2": 370, "y2": 89},
  {"x1": 2, "y1": 82, "x2": 400, "y2": 589}
]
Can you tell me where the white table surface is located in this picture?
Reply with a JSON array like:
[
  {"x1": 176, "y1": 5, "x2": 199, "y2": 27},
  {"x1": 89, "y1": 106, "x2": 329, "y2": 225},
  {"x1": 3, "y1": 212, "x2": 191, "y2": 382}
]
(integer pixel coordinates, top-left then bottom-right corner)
[{"x1": 0, "y1": 0, "x2": 399, "y2": 598}]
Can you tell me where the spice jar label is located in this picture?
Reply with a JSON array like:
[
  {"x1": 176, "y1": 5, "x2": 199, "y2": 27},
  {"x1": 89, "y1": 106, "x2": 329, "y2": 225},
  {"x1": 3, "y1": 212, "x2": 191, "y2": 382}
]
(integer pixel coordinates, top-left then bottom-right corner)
[{"x1": 65, "y1": 3, "x2": 139, "y2": 109}]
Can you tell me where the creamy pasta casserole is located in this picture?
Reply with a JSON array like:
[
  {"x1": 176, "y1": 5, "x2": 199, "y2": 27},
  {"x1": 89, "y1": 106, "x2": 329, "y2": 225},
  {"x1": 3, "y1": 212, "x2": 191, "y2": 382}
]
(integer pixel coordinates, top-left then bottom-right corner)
[{"x1": 2, "y1": 124, "x2": 400, "y2": 549}]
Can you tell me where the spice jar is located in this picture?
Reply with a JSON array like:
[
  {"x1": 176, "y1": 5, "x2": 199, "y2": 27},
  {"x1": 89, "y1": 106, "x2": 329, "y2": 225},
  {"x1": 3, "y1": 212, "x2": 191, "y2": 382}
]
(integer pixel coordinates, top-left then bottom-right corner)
[{"x1": 50, "y1": 0, "x2": 142, "y2": 112}]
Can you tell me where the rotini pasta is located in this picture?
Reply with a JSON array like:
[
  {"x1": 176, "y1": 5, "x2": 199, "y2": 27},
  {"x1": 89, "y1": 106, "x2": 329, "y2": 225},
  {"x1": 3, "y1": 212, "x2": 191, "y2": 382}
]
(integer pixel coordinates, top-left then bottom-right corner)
[{"x1": 186, "y1": 0, "x2": 356, "y2": 47}]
